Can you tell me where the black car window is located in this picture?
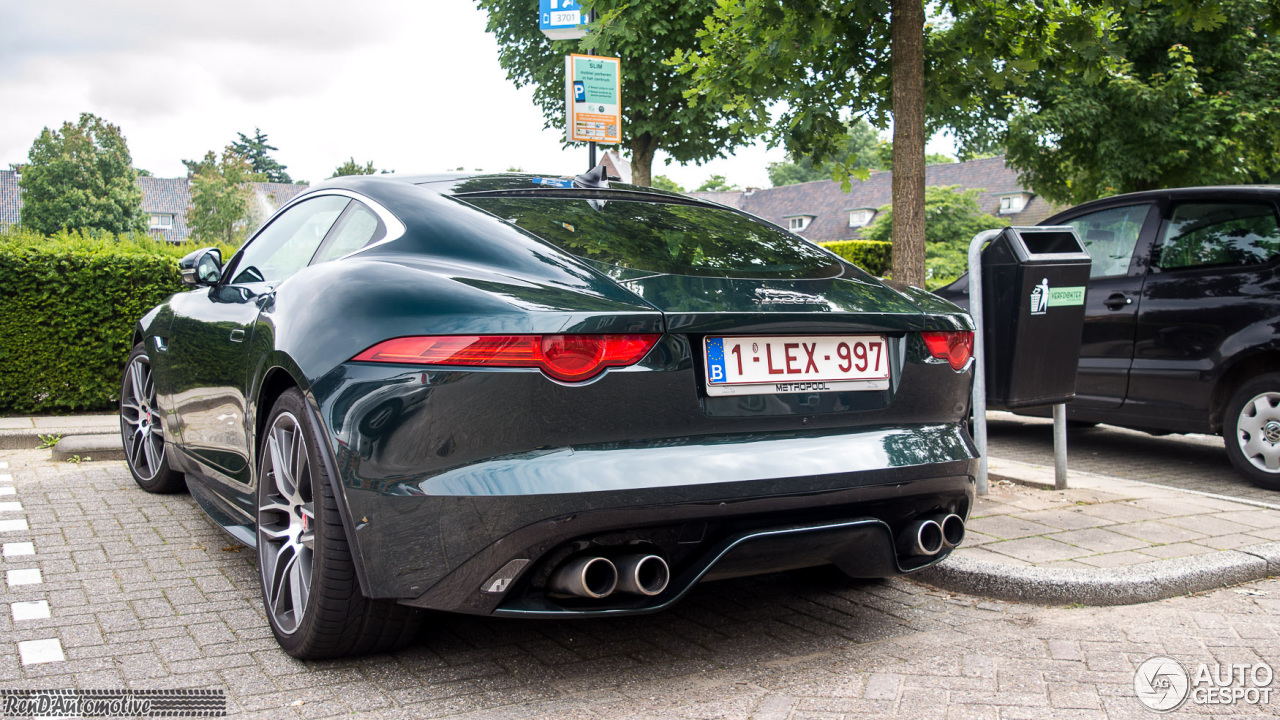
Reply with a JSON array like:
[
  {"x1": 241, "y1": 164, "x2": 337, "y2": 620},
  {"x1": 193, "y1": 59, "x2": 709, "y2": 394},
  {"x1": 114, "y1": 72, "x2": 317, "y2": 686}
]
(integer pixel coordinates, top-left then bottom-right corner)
[
  {"x1": 1063, "y1": 204, "x2": 1149, "y2": 278},
  {"x1": 1156, "y1": 203, "x2": 1280, "y2": 271},
  {"x1": 311, "y1": 202, "x2": 384, "y2": 265},
  {"x1": 462, "y1": 197, "x2": 843, "y2": 279},
  {"x1": 230, "y1": 196, "x2": 349, "y2": 284}
]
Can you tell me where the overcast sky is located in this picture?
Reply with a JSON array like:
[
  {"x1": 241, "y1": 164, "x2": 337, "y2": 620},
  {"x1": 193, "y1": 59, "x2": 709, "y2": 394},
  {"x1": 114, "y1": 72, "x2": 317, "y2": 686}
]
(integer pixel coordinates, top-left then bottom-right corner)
[{"x1": 0, "y1": 1, "x2": 952, "y2": 190}]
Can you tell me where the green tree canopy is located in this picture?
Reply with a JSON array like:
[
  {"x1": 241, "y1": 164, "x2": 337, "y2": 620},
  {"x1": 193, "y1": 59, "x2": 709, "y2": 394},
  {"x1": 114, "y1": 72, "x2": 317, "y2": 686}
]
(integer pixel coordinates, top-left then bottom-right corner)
[
  {"x1": 768, "y1": 120, "x2": 888, "y2": 187},
  {"x1": 997, "y1": 0, "x2": 1280, "y2": 204},
  {"x1": 651, "y1": 175, "x2": 686, "y2": 193},
  {"x1": 331, "y1": 157, "x2": 388, "y2": 178},
  {"x1": 230, "y1": 128, "x2": 291, "y2": 184},
  {"x1": 862, "y1": 185, "x2": 1008, "y2": 287},
  {"x1": 676, "y1": 0, "x2": 1115, "y2": 285},
  {"x1": 186, "y1": 148, "x2": 260, "y2": 245},
  {"x1": 476, "y1": 0, "x2": 758, "y2": 186},
  {"x1": 16, "y1": 112, "x2": 147, "y2": 236},
  {"x1": 695, "y1": 174, "x2": 739, "y2": 192}
]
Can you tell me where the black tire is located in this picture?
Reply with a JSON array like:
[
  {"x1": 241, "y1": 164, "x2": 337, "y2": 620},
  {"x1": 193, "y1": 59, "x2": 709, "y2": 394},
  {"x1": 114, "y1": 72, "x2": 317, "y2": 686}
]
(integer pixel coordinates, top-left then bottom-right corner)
[
  {"x1": 256, "y1": 388, "x2": 422, "y2": 659},
  {"x1": 120, "y1": 344, "x2": 186, "y2": 494},
  {"x1": 1224, "y1": 373, "x2": 1280, "y2": 491}
]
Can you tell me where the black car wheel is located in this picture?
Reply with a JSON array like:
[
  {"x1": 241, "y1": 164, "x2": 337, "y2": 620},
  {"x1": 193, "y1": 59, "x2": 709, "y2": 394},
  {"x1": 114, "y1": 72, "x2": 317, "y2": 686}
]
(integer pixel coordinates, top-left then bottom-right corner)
[
  {"x1": 120, "y1": 344, "x2": 185, "y2": 494},
  {"x1": 256, "y1": 388, "x2": 422, "y2": 658},
  {"x1": 1225, "y1": 373, "x2": 1280, "y2": 491}
]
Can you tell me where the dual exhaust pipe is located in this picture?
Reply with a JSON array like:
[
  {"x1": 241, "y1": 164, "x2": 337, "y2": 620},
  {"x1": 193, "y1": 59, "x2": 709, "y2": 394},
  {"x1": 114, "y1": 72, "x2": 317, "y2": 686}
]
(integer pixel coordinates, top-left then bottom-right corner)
[
  {"x1": 897, "y1": 513, "x2": 965, "y2": 557},
  {"x1": 548, "y1": 554, "x2": 670, "y2": 599}
]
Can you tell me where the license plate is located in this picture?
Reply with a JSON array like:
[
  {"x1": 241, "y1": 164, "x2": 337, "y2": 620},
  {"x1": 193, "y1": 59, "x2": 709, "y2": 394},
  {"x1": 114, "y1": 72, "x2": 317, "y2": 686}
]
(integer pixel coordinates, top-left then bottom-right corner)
[{"x1": 703, "y1": 335, "x2": 890, "y2": 397}]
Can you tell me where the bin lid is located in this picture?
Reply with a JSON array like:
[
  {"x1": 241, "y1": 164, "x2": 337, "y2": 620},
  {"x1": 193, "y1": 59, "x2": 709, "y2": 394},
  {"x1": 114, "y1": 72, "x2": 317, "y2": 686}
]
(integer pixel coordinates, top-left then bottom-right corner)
[{"x1": 983, "y1": 226, "x2": 1090, "y2": 265}]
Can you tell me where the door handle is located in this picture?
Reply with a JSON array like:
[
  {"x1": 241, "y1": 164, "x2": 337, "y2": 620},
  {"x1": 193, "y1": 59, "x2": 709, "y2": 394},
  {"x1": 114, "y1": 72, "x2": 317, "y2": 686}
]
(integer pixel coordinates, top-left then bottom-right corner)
[
  {"x1": 1103, "y1": 293, "x2": 1132, "y2": 311},
  {"x1": 229, "y1": 329, "x2": 246, "y2": 343}
]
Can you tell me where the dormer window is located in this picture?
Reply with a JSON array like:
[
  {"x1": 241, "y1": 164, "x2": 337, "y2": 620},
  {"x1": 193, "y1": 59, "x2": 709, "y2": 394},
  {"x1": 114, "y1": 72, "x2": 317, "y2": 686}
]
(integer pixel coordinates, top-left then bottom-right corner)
[
  {"x1": 998, "y1": 193, "x2": 1032, "y2": 215},
  {"x1": 787, "y1": 215, "x2": 814, "y2": 231},
  {"x1": 149, "y1": 214, "x2": 174, "y2": 229},
  {"x1": 847, "y1": 208, "x2": 876, "y2": 228}
]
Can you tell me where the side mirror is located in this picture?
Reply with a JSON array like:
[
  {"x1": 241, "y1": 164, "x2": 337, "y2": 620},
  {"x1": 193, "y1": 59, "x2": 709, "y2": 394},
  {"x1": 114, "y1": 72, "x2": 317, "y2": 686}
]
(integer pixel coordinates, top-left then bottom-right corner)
[{"x1": 180, "y1": 247, "x2": 223, "y2": 287}]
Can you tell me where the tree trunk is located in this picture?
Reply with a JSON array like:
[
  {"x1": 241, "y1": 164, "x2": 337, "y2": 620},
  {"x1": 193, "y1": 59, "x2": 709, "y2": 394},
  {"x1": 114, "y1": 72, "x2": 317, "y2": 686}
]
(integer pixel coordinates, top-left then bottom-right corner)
[
  {"x1": 890, "y1": 0, "x2": 927, "y2": 287},
  {"x1": 629, "y1": 133, "x2": 657, "y2": 187}
]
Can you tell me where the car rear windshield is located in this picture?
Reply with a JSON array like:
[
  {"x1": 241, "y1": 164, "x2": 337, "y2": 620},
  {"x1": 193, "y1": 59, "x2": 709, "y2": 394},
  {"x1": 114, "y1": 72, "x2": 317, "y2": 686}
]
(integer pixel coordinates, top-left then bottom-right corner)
[{"x1": 461, "y1": 197, "x2": 844, "y2": 279}]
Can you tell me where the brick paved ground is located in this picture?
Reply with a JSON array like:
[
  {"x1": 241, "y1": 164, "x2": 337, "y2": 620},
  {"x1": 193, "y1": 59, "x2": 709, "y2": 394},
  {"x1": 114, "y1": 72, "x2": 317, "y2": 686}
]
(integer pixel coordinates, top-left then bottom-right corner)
[
  {"x1": 985, "y1": 412, "x2": 1280, "y2": 505},
  {"x1": 1, "y1": 449, "x2": 1277, "y2": 718},
  {"x1": 957, "y1": 475, "x2": 1280, "y2": 569}
]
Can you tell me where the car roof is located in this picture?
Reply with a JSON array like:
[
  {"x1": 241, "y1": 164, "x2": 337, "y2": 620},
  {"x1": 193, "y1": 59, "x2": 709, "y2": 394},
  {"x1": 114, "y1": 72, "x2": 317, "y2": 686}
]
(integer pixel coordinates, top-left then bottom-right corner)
[
  {"x1": 1045, "y1": 185, "x2": 1280, "y2": 222},
  {"x1": 305, "y1": 171, "x2": 703, "y2": 204}
]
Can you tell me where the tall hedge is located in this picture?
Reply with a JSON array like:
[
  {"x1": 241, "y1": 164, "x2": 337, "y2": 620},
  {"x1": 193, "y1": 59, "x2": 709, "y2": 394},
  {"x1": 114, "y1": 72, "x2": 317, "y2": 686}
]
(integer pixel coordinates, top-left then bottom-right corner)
[
  {"x1": 0, "y1": 229, "x2": 229, "y2": 414},
  {"x1": 819, "y1": 240, "x2": 892, "y2": 277}
]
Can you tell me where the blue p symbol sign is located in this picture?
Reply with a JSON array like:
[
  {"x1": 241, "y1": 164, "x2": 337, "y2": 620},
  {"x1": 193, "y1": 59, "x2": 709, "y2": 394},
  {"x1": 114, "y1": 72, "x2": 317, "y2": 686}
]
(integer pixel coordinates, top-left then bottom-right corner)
[{"x1": 573, "y1": 81, "x2": 586, "y2": 103}]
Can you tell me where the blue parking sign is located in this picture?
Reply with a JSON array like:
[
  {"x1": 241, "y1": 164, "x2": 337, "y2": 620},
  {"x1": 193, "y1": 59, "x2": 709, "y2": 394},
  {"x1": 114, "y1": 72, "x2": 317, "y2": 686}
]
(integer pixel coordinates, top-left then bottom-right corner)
[{"x1": 539, "y1": 0, "x2": 589, "y2": 40}]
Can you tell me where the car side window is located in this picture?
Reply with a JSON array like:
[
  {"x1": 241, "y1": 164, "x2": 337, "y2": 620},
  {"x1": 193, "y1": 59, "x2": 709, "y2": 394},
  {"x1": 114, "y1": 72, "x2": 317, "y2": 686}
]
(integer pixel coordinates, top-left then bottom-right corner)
[
  {"x1": 1155, "y1": 203, "x2": 1280, "y2": 271},
  {"x1": 229, "y1": 196, "x2": 350, "y2": 284},
  {"x1": 1064, "y1": 204, "x2": 1149, "y2": 278},
  {"x1": 311, "y1": 202, "x2": 384, "y2": 265}
]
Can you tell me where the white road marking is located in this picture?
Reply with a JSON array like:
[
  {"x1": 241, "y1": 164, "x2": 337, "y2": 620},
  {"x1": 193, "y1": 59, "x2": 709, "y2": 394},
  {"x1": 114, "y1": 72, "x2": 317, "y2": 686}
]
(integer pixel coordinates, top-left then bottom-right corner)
[
  {"x1": 11, "y1": 600, "x2": 50, "y2": 621},
  {"x1": 0, "y1": 519, "x2": 29, "y2": 532},
  {"x1": 0, "y1": 487, "x2": 14, "y2": 495},
  {"x1": 18, "y1": 638, "x2": 64, "y2": 665},
  {"x1": 0, "y1": 501, "x2": 22, "y2": 513},
  {"x1": 3, "y1": 542, "x2": 35, "y2": 557},
  {"x1": 0, "y1": 473, "x2": 11, "y2": 482},
  {"x1": 7, "y1": 568, "x2": 42, "y2": 586},
  {"x1": 0, "y1": 462, "x2": 8, "y2": 469}
]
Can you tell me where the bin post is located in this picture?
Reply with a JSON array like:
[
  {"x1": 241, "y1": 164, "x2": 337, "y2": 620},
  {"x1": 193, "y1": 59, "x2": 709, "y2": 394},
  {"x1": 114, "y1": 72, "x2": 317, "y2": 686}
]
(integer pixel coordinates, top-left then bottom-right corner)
[
  {"x1": 1053, "y1": 403, "x2": 1068, "y2": 489},
  {"x1": 967, "y1": 228, "x2": 1004, "y2": 496}
]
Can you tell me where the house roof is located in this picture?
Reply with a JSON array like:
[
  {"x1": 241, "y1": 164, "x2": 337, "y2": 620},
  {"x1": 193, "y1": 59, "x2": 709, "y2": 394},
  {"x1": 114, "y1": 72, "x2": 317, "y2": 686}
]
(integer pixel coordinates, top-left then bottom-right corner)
[
  {"x1": 0, "y1": 170, "x2": 310, "y2": 242},
  {"x1": 691, "y1": 157, "x2": 1058, "y2": 241}
]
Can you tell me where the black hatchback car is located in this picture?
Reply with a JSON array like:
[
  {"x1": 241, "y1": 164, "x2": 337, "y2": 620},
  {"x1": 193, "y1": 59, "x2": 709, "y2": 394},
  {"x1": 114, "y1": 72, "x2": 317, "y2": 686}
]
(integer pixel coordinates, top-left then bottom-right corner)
[{"x1": 938, "y1": 186, "x2": 1280, "y2": 490}]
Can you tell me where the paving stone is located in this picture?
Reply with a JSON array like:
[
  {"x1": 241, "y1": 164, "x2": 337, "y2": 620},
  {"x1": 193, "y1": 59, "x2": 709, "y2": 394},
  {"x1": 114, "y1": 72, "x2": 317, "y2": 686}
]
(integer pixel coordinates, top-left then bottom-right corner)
[
  {"x1": 966, "y1": 516, "x2": 1058, "y2": 541},
  {"x1": 1051, "y1": 528, "x2": 1149, "y2": 554},
  {"x1": 983, "y1": 537, "x2": 1084, "y2": 563},
  {"x1": 1109, "y1": 521, "x2": 1208, "y2": 544}
]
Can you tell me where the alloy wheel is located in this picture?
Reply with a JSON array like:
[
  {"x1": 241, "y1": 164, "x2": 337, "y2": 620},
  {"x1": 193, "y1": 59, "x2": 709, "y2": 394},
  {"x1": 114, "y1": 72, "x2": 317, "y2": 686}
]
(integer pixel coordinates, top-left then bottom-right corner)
[
  {"x1": 1237, "y1": 391, "x2": 1280, "y2": 473},
  {"x1": 121, "y1": 355, "x2": 165, "y2": 480},
  {"x1": 258, "y1": 412, "x2": 316, "y2": 635}
]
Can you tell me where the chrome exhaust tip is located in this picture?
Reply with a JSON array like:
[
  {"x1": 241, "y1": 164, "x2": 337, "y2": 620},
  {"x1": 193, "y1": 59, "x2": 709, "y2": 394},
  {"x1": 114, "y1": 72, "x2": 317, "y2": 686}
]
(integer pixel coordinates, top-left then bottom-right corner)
[
  {"x1": 615, "y1": 554, "x2": 670, "y2": 596},
  {"x1": 547, "y1": 556, "x2": 618, "y2": 599},
  {"x1": 940, "y1": 514, "x2": 965, "y2": 549},
  {"x1": 898, "y1": 519, "x2": 944, "y2": 557}
]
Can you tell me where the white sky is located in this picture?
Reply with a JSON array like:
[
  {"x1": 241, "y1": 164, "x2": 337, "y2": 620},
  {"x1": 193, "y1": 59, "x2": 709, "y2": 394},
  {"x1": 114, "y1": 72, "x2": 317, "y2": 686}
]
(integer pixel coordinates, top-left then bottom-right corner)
[{"x1": 0, "y1": 1, "x2": 954, "y2": 191}]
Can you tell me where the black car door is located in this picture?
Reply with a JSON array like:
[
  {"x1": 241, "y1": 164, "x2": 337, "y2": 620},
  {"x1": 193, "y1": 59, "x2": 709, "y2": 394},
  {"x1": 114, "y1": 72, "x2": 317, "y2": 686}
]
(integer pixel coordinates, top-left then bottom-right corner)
[
  {"x1": 1126, "y1": 198, "x2": 1280, "y2": 430},
  {"x1": 1056, "y1": 202, "x2": 1159, "y2": 408},
  {"x1": 168, "y1": 195, "x2": 350, "y2": 485}
]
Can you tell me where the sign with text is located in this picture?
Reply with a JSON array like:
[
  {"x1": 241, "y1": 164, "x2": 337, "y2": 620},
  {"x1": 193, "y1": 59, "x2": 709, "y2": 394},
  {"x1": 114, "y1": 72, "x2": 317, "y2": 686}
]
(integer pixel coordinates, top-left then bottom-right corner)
[
  {"x1": 564, "y1": 54, "x2": 621, "y2": 144},
  {"x1": 539, "y1": 0, "x2": 589, "y2": 41}
]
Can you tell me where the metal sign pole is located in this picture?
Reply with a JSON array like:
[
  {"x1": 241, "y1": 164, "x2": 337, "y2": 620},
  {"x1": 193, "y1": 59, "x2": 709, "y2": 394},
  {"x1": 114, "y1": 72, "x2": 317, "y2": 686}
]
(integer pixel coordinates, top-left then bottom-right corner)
[
  {"x1": 1053, "y1": 403, "x2": 1068, "y2": 489},
  {"x1": 967, "y1": 228, "x2": 1003, "y2": 496},
  {"x1": 587, "y1": 8, "x2": 598, "y2": 171}
]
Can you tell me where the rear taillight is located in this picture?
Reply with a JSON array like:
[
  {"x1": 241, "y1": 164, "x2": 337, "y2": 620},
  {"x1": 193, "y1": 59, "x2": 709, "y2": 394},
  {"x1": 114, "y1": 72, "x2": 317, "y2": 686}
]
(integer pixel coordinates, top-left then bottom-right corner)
[
  {"x1": 351, "y1": 334, "x2": 660, "y2": 382},
  {"x1": 921, "y1": 331, "x2": 974, "y2": 371}
]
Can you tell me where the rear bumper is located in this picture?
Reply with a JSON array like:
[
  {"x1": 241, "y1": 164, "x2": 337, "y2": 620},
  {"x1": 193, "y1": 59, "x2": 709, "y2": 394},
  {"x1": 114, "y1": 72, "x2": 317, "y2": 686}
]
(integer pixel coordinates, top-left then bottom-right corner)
[{"x1": 325, "y1": 421, "x2": 977, "y2": 613}]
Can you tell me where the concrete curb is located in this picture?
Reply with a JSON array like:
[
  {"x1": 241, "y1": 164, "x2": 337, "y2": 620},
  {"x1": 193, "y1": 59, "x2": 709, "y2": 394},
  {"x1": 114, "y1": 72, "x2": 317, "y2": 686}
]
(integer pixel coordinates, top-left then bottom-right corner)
[
  {"x1": 915, "y1": 541, "x2": 1280, "y2": 605},
  {"x1": 0, "y1": 425, "x2": 116, "y2": 451},
  {"x1": 51, "y1": 434, "x2": 125, "y2": 462}
]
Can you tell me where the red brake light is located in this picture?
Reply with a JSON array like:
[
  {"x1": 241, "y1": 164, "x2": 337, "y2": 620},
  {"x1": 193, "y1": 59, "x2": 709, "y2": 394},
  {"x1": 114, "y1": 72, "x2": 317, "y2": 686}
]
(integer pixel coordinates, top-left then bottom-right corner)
[
  {"x1": 921, "y1": 331, "x2": 974, "y2": 371},
  {"x1": 351, "y1": 334, "x2": 660, "y2": 382}
]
